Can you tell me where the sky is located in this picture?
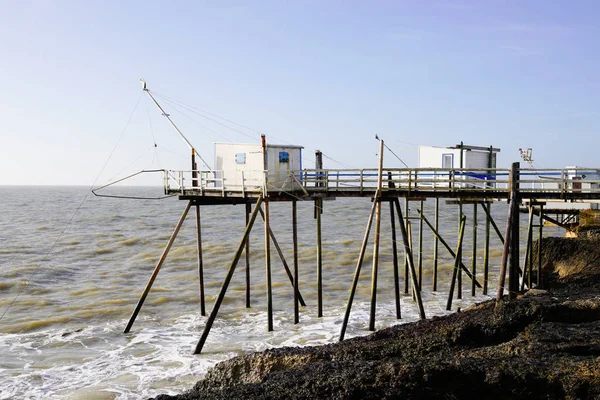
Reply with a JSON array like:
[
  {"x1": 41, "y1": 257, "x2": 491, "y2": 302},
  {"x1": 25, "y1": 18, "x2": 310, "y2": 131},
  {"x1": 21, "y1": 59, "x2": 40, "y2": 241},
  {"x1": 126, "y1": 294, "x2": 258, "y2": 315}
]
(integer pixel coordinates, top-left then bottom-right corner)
[{"x1": 1, "y1": 0, "x2": 599, "y2": 186}]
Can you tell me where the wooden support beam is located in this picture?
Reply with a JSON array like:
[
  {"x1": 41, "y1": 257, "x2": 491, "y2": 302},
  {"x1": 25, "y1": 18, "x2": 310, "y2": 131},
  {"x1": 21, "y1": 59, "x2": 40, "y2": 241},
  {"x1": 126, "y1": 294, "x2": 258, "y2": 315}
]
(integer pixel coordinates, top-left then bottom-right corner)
[
  {"x1": 369, "y1": 138, "x2": 385, "y2": 332},
  {"x1": 390, "y1": 201, "x2": 401, "y2": 319},
  {"x1": 457, "y1": 200, "x2": 463, "y2": 300},
  {"x1": 433, "y1": 198, "x2": 439, "y2": 292},
  {"x1": 394, "y1": 199, "x2": 426, "y2": 319},
  {"x1": 245, "y1": 202, "x2": 251, "y2": 308},
  {"x1": 447, "y1": 215, "x2": 466, "y2": 311},
  {"x1": 509, "y1": 162, "x2": 521, "y2": 299},
  {"x1": 258, "y1": 207, "x2": 307, "y2": 307},
  {"x1": 418, "y1": 200, "x2": 424, "y2": 289},
  {"x1": 538, "y1": 204, "x2": 544, "y2": 287},
  {"x1": 483, "y1": 202, "x2": 491, "y2": 295},
  {"x1": 195, "y1": 204, "x2": 206, "y2": 316},
  {"x1": 471, "y1": 203, "x2": 477, "y2": 297},
  {"x1": 480, "y1": 202, "x2": 504, "y2": 245},
  {"x1": 339, "y1": 198, "x2": 378, "y2": 341},
  {"x1": 292, "y1": 200, "x2": 299, "y2": 324},
  {"x1": 316, "y1": 198, "x2": 323, "y2": 318},
  {"x1": 521, "y1": 206, "x2": 534, "y2": 291},
  {"x1": 403, "y1": 197, "x2": 410, "y2": 294},
  {"x1": 124, "y1": 201, "x2": 192, "y2": 334},
  {"x1": 264, "y1": 199, "x2": 273, "y2": 332},
  {"x1": 194, "y1": 196, "x2": 264, "y2": 354},
  {"x1": 416, "y1": 210, "x2": 482, "y2": 288}
]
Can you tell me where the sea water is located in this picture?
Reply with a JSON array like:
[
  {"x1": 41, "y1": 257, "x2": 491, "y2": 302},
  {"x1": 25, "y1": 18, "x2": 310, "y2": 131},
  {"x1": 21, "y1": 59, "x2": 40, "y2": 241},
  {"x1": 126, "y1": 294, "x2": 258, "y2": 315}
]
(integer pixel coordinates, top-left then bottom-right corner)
[{"x1": 0, "y1": 186, "x2": 559, "y2": 399}]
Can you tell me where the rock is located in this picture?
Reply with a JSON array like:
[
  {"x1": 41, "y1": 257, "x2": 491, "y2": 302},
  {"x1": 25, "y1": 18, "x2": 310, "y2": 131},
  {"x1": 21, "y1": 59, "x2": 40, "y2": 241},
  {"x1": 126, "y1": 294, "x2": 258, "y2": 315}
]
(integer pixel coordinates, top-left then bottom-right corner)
[{"x1": 152, "y1": 238, "x2": 600, "y2": 400}]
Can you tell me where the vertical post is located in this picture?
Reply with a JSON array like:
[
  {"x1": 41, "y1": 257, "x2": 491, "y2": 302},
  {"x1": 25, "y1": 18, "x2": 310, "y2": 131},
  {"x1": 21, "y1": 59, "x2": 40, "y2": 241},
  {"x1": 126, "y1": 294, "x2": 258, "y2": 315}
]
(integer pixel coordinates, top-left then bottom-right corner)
[
  {"x1": 418, "y1": 200, "x2": 424, "y2": 289},
  {"x1": 369, "y1": 139, "x2": 384, "y2": 331},
  {"x1": 339, "y1": 199, "x2": 378, "y2": 341},
  {"x1": 521, "y1": 205, "x2": 534, "y2": 291},
  {"x1": 191, "y1": 149, "x2": 197, "y2": 188},
  {"x1": 483, "y1": 201, "x2": 491, "y2": 295},
  {"x1": 447, "y1": 215, "x2": 466, "y2": 311},
  {"x1": 407, "y1": 221, "x2": 414, "y2": 300},
  {"x1": 394, "y1": 199, "x2": 426, "y2": 319},
  {"x1": 262, "y1": 134, "x2": 273, "y2": 331},
  {"x1": 390, "y1": 201, "x2": 401, "y2": 319},
  {"x1": 432, "y1": 198, "x2": 439, "y2": 291},
  {"x1": 124, "y1": 202, "x2": 192, "y2": 333},
  {"x1": 245, "y1": 202, "x2": 251, "y2": 308},
  {"x1": 404, "y1": 197, "x2": 410, "y2": 294},
  {"x1": 292, "y1": 200, "x2": 299, "y2": 324},
  {"x1": 471, "y1": 202, "x2": 477, "y2": 297},
  {"x1": 538, "y1": 204, "x2": 544, "y2": 287},
  {"x1": 195, "y1": 204, "x2": 206, "y2": 316},
  {"x1": 457, "y1": 200, "x2": 463, "y2": 299},
  {"x1": 509, "y1": 162, "x2": 521, "y2": 299},
  {"x1": 315, "y1": 150, "x2": 324, "y2": 318},
  {"x1": 194, "y1": 196, "x2": 264, "y2": 354}
]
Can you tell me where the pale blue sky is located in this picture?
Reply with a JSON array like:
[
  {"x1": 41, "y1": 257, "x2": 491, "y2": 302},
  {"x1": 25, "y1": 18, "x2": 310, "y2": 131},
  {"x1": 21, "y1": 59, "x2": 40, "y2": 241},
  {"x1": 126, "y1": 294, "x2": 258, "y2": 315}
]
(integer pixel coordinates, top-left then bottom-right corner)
[{"x1": 1, "y1": 1, "x2": 599, "y2": 185}]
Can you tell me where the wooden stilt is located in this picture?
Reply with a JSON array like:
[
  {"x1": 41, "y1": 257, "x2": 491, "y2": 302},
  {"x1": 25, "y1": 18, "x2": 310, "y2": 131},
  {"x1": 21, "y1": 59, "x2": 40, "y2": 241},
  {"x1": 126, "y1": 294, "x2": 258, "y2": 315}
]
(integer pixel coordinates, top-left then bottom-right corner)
[
  {"x1": 508, "y1": 163, "x2": 521, "y2": 299},
  {"x1": 481, "y1": 202, "x2": 504, "y2": 245},
  {"x1": 124, "y1": 202, "x2": 192, "y2": 334},
  {"x1": 483, "y1": 202, "x2": 491, "y2": 295},
  {"x1": 339, "y1": 199, "x2": 378, "y2": 341},
  {"x1": 245, "y1": 202, "x2": 251, "y2": 308},
  {"x1": 369, "y1": 139, "x2": 385, "y2": 332},
  {"x1": 195, "y1": 204, "x2": 206, "y2": 316},
  {"x1": 457, "y1": 200, "x2": 463, "y2": 300},
  {"x1": 264, "y1": 199, "x2": 273, "y2": 332},
  {"x1": 418, "y1": 200, "x2": 424, "y2": 289},
  {"x1": 393, "y1": 199, "x2": 426, "y2": 319},
  {"x1": 496, "y1": 200, "x2": 515, "y2": 302},
  {"x1": 433, "y1": 198, "x2": 439, "y2": 292},
  {"x1": 538, "y1": 204, "x2": 544, "y2": 287},
  {"x1": 416, "y1": 210, "x2": 482, "y2": 288},
  {"x1": 194, "y1": 196, "x2": 264, "y2": 354},
  {"x1": 258, "y1": 208, "x2": 307, "y2": 306},
  {"x1": 292, "y1": 200, "x2": 299, "y2": 324},
  {"x1": 404, "y1": 197, "x2": 409, "y2": 294},
  {"x1": 471, "y1": 203, "x2": 477, "y2": 297},
  {"x1": 408, "y1": 221, "x2": 415, "y2": 301},
  {"x1": 521, "y1": 206, "x2": 534, "y2": 291},
  {"x1": 390, "y1": 201, "x2": 401, "y2": 319},
  {"x1": 447, "y1": 215, "x2": 467, "y2": 311},
  {"x1": 316, "y1": 198, "x2": 323, "y2": 318}
]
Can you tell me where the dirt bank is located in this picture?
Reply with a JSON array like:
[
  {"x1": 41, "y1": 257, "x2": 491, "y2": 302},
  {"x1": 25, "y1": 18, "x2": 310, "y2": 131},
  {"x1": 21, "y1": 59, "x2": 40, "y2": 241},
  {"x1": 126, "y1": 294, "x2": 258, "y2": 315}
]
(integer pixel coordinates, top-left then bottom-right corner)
[{"x1": 153, "y1": 237, "x2": 600, "y2": 400}]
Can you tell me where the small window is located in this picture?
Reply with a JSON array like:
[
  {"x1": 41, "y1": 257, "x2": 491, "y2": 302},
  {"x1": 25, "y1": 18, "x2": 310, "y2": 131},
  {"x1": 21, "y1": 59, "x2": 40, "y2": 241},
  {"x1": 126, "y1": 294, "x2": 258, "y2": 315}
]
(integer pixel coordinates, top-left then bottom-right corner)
[
  {"x1": 279, "y1": 151, "x2": 289, "y2": 163},
  {"x1": 442, "y1": 154, "x2": 453, "y2": 168},
  {"x1": 235, "y1": 153, "x2": 246, "y2": 164}
]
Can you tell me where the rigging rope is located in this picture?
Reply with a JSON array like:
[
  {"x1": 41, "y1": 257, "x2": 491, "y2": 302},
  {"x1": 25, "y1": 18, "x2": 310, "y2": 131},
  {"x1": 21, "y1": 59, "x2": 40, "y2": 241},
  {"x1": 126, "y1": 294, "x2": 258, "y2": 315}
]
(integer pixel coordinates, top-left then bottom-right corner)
[{"x1": 0, "y1": 92, "x2": 145, "y2": 322}]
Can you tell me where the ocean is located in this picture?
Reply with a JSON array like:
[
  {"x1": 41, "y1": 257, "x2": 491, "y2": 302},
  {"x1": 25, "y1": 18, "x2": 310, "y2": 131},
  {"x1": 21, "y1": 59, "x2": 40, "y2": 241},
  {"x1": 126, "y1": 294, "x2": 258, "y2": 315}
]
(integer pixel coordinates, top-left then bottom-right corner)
[{"x1": 0, "y1": 186, "x2": 558, "y2": 399}]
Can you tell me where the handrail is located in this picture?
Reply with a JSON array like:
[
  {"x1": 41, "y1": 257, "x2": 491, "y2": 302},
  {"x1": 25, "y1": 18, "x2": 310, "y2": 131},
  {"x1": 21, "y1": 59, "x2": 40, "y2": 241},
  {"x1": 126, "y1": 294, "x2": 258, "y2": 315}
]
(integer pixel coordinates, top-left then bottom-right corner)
[{"x1": 163, "y1": 167, "x2": 600, "y2": 198}]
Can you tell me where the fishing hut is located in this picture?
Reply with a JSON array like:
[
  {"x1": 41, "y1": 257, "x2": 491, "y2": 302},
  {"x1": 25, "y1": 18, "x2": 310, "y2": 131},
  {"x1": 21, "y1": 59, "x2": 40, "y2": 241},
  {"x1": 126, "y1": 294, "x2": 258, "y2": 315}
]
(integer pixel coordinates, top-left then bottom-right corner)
[{"x1": 117, "y1": 82, "x2": 600, "y2": 355}]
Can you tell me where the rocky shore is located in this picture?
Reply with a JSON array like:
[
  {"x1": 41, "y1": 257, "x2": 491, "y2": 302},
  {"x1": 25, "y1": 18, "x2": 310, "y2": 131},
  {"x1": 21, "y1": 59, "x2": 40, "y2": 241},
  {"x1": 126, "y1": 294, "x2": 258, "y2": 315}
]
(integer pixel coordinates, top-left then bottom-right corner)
[{"x1": 154, "y1": 237, "x2": 600, "y2": 399}]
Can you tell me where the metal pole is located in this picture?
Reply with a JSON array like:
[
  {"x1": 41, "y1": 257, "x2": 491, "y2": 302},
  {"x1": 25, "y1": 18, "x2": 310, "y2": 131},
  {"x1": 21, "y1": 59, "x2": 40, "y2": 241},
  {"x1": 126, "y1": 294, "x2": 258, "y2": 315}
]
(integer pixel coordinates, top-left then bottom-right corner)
[
  {"x1": 194, "y1": 196, "x2": 264, "y2": 354},
  {"x1": 124, "y1": 202, "x2": 192, "y2": 333},
  {"x1": 447, "y1": 215, "x2": 466, "y2": 311},
  {"x1": 195, "y1": 204, "x2": 205, "y2": 316}
]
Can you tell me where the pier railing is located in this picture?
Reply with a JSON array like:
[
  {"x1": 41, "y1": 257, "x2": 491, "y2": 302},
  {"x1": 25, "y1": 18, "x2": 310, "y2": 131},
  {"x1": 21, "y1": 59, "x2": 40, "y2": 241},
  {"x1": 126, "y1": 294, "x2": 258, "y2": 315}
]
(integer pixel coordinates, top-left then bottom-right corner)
[{"x1": 164, "y1": 167, "x2": 600, "y2": 200}]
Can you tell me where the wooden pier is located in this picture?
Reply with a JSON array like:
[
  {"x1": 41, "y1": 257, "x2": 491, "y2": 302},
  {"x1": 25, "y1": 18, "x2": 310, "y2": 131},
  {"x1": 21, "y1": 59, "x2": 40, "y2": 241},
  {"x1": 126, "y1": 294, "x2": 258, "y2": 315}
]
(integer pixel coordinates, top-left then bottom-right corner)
[{"x1": 123, "y1": 137, "x2": 600, "y2": 354}]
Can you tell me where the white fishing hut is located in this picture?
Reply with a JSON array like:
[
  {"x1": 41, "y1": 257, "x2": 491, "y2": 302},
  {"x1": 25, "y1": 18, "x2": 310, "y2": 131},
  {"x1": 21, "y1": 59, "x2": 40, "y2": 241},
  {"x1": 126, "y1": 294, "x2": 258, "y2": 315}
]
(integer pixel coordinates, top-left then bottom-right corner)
[
  {"x1": 418, "y1": 143, "x2": 500, "y2": 188},
  {"x1": 214, "y1": 142, "x2": 304, "y2": 191}
]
